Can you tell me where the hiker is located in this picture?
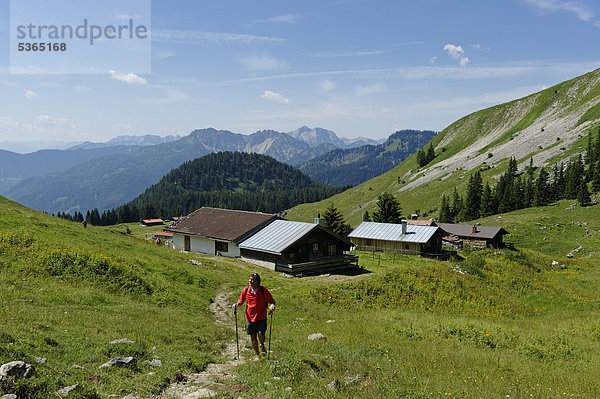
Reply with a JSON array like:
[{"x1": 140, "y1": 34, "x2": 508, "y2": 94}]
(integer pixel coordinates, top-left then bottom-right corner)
[{"x1": 232, "y1": 272, "x2": 275, "y2": 359}]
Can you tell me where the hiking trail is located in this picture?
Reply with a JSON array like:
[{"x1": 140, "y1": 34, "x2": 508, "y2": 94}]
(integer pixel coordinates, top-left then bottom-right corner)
[{"x1": 155, "y1": 288, "x2": 250, "y2": 398}]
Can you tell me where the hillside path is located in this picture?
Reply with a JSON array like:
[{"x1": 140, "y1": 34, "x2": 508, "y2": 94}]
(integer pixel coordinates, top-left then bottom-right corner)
[{"x1": 155, "y1": 288, "x2": 250, "y2": 399}]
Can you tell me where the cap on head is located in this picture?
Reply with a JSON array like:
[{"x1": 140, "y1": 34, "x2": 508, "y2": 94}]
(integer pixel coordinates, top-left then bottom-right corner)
[{"x1": 250, "y1": 272, "x2": 261, "y2": 284}]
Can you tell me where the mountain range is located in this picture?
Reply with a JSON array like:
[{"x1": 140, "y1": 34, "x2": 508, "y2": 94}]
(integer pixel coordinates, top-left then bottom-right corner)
[
  {"x1": 67, "y1": 134, "x2": 182, "y2": 150},
  {"x1": 298, "y1": 129, "x2": 437, "y2": 187},
  {"x1": 2, "y1": 127, "x2": 382, "y2": 214}
]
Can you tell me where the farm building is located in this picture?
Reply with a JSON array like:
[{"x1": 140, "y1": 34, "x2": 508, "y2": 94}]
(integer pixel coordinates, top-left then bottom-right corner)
[
  {"x1": 164, "y1": 207, "x2": 278, "y2": 257},
  {"x1": 142, "y1": 218, "x2": 164, "y2": 226},
  {"x1": 436, "y1": 223, "x2": 509, "y2": 249},
  {"x1": 238, "y1": 219, "x2": 357, "y2": 274},
  {"x1": 154, "y1": 232, "x2": 173, "y2": 240},
  {"x1": 348, "y1": 221, "x2": 443, "y2": 256}
]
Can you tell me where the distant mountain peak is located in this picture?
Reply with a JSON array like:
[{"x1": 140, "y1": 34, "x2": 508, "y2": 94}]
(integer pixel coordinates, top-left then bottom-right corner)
[
  {"x1": 286, "y1": 126, "x2": 343, "y2": 147},
  {"x1": 68, "y1": 134, "x2": 181, "y2": 150}
]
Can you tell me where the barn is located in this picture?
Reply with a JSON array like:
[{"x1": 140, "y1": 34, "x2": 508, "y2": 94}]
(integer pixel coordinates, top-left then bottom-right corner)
[
  {"x1": 164, "y1": 207, "x2": 278, "y2": 257},
  {"x1": 436, "y1": 223, "x2": 509, "y2": 249},
  {"x1": 238, "y1": 219, "x2": 357, "y2": 274},
  {"x1": 348, "y1": 221, "x2": 443, "y2": 256}
]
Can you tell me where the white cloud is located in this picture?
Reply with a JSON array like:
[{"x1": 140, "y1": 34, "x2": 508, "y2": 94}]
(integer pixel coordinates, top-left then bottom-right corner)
[
  {"x1": 254, "y1": 14, "x2": 300, "y2": 24},
  {"x1": 261, "y1": 90, "x2": 291, "y2": 104},
  {"x1": 430, "y1": 56, "x2": 438, "y2": 64},
  {"x1": 320, "y1": 79, "x2": 336, "y2": 92},
  {"x1": 0, "y1": 115, "x2": 87, "y2": 143},
  {"x1": 444, "y1": 44, "x2": 470, "y2": 66},
  {"x1": 356, "y1": 82, "x2": 385, "y2": 95},
  {"x1": 153, "y1": 29, "x2": 285, "y2": 44},
  {"x1": 139, "y1": 89, "x2": 189, "y2": 105},
  {"x1": 109, "y1": 70, "x2": 147, "y2": 86},
  {"x1": 154, "y1": 49, "x2": 175, "y2": 60},
  {"x1": 313, "y1": 49, "x2": 388, "y2": 57},
  {"x1": 443, "y1": 44, "x2": 464, "y2": 59},
  {"x1": 238, "y1": 55, "x2": 288, "y2": 71},
  {"x1": 212, "y1": 60, "x2": 600, "y2": 85},
  {"x1": 524, "y1": 0, "x2": 595, "y2": 22},
  {"x1": 36, "y1": 115, "x2": 79, "y2": 129},
  {"x1": 24, "y1": 89, "x2": 38, "y2": 100}
]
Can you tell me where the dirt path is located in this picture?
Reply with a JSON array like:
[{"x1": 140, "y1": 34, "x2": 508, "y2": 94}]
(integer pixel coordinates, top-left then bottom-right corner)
[{"x1": 156, "y1": 288, "x2": 249, "y2": 399}]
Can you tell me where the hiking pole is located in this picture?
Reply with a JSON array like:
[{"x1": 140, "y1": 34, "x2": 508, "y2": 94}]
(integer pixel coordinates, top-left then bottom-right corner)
[
  {"x1": 267, "y1": 310, "x2": 273, "y2": 360},
  {"x1": 234, "y1": 306, "x2": 240, "y2": 360}
]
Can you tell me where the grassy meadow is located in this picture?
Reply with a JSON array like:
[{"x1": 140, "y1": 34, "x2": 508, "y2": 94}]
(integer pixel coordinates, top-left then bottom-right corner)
[{"x1": 1, "y1": 195, "x2": 600, "y2": 397}]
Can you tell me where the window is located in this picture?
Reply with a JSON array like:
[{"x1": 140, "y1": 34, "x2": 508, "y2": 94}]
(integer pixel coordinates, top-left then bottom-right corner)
[
  {"x1": 216, "y1": 241, "x2": 228, "y2": 253},
  {"x1": 366, "y1": 239, "x2": 372, "y2": 246},
  {"x1": 312, "y1": 243, "x2": 319, "y2": 252},
  {"x1": 328, "y1": 244, "x2": 336, "y2": 255}
]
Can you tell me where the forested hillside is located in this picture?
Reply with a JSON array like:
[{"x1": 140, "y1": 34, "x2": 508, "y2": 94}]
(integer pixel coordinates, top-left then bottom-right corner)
[
  {"x1": 298, "y1": 129, "x2": 436, "y2": 186},
  {"x1": 82, "y1": 152, "x2": 347, "y2": 225}
]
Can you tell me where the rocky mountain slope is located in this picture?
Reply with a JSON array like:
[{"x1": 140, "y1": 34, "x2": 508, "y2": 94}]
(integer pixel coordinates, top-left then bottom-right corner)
[{"x1": 287, "y1": 68, "x2": 600, "y2": 225}]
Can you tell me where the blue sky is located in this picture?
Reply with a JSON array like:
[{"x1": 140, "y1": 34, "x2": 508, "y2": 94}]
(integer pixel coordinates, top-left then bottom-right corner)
[{"x1": 2, "y1": 0, "x2": 600, "y2": 151}]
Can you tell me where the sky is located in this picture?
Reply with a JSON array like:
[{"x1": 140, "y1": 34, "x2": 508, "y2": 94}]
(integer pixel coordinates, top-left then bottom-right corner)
[{"x1": 2, "y1": 0, "x2": 600, "y2": 152}]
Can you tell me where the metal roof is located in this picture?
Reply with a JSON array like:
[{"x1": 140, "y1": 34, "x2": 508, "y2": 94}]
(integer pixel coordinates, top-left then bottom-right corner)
[
  {"x1": 238, "y1": 220, "x2": 318, "y2": 255},
  {"x1": 436, "y1": 223, "x2": 509, "y2": 239},
  {"x1": 348, "y1": 222, "x2": 440, "y2": 244}
]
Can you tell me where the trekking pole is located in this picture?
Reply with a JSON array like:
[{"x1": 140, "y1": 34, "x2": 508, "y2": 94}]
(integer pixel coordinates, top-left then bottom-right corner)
[
  {"x1": 267, "y1": 310, "x2": 273, "y2": 360},
  {"x1": 234, "y1": 306, "x2": 240, "y2": 360}
]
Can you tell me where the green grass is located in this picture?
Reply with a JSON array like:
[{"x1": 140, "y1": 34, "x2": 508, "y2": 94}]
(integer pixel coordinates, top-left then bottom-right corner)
[
  {"x1": 2, "y1": 195, "x2": 600, "y2": 397},
  {"x1": 0, "y1": 196, "x2": 246, "y2": 397}
]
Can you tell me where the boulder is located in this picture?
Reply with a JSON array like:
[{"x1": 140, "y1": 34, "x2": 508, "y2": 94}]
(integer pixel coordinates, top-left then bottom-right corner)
[
  {"x1": 0, "y1": 361, "x2": 35, "y2": 380},
  {"x1": 99, "y1": 357, "x2": 136, "y2": 369},
  {"x1": 308, "y1": 333, "x2": 327, "y2": 341},
  {"x1": 327, "y1": 378, "x2": 341, "y2": 391},
  {"x1": 56, "y1": 384, "x2": 79, "y2": 397},
  {"x1": 1, "y1": 394, "x2": 18, "y2": 399},
  {"x1": 109, "y1": 338, "x2": 135, "y2": 344},
  {"x1": 144, "y1": 359, "x2": 162, "y2": 367}
]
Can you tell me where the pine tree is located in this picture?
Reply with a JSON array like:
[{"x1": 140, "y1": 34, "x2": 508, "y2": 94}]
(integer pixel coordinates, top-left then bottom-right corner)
[
  {"x1": 464, "y1": 171, "x2": 482, "y2": 221},
  {"x1": 551, "y1": 163, "x2": 565, "y2": 201},
  {"x1": 450, "y1": 188, "x2": 462, "y2": 222},
  {"x1": 577, "y1": 180, "x2": 591, "y2": 207},
  {"x1": 523, "y1": 176, "x2": 534, "y2": 208},
  {"x1": 584, "y1": 131, "x2": 594, "y2": 178},
  {"x1": 322, "y1": 203, "x2": 352, "y2": 237},
  {"x1": 416, "y1": 148, "x2": 426, "y2": 167},
  {"x1": 426, "y1": 143, "x2": 435, "y2": 164},
  {"x1": 593, "y1": 161, "x2": 600, "y2": 193},
  {"x1": 363, "y1": 209, "x2": 371, "y2": 222},
  {"x1": 372, "y1": 191, "x2": 402, "y2": 223},
  {"x1": 533, "y1": 166, "x2": 549, "y2": 206},
  {"x1": 565, "y1": 155, "x2": 584, "y2": 199},
  {"x1": 480, "y1": 183, "x2": 494, "y2": 217},
  {"x1": 438, "y1": 194, "x2": 452, "y2": 222}
]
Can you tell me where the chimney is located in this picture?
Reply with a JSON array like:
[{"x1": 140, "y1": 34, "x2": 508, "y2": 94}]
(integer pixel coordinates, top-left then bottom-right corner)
[
  {"x1": 472, "y1": 224, "x2": 477, "y2": 234},
  {"x1": 401, "y1": 220, "x2": 407, "y2": 235},
  {"x1": 314, "y1": 213, "x2": 324, "y2": 226},
  {"x1": 411, "y1": 214, "x2": 418, "y2": 220}
]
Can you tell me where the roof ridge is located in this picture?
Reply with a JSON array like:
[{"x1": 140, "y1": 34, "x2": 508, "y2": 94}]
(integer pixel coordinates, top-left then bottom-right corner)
[{"x1": 198, "y1": 206, "x2": 276, "y2": 216}]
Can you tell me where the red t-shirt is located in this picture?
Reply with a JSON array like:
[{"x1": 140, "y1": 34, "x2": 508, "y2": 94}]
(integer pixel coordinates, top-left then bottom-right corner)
[{"x1": 238, "y1": 286, "x2": 274, "y2": 322}]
